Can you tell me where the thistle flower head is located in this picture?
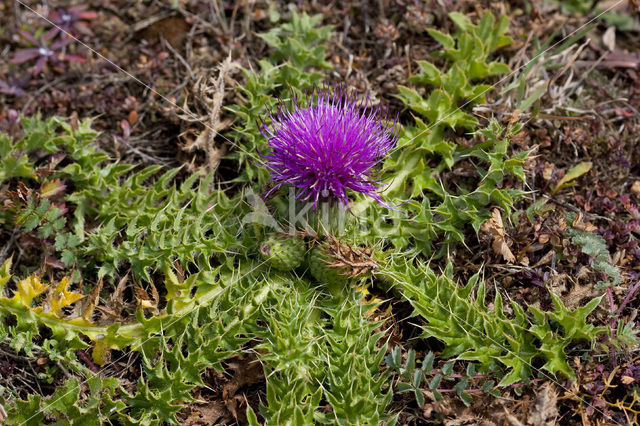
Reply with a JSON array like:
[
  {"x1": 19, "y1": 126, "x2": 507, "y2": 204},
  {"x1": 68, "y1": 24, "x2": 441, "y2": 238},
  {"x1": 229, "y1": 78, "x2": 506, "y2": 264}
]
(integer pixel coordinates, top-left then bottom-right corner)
[{"x1": 260, "y1": 89, "x2": 397, "y2": 209}]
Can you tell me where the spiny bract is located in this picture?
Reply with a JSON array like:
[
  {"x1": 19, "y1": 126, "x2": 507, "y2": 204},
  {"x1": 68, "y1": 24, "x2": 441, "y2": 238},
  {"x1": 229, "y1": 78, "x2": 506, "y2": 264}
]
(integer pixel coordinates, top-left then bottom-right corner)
[
  {"x1": 308, "y1": 238, "x2": 377, "y2": 285},
  {"x1": 259, "y1": 233, "x2": 307, "y2": 271},
  {"x1": 309, "y1": 243, "x2": 350, "y2": 285},
  {"x1": 260, "y1": 88, "x2": 397, "y2": 208}
]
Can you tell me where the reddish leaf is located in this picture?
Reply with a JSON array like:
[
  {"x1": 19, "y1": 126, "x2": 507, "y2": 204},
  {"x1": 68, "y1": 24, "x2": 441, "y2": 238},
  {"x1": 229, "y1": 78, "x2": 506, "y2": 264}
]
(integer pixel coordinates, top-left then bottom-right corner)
[{"x1": 40, "y1": 179, "x2": 67, "y2": 198}]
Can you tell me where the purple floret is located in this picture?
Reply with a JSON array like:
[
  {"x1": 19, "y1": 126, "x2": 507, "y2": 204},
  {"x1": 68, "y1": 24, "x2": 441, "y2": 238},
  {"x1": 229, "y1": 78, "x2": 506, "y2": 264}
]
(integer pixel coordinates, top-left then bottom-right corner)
[{"x1": 260, "y1": 89, "x2": 397, "y2": 209}]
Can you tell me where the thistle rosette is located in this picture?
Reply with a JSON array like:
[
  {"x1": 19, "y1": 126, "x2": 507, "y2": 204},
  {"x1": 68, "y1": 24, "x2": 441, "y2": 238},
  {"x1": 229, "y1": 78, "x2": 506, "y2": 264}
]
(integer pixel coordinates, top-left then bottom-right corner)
[{"x1": 260, "y1": 89, "x2": 397, "y2": 208}]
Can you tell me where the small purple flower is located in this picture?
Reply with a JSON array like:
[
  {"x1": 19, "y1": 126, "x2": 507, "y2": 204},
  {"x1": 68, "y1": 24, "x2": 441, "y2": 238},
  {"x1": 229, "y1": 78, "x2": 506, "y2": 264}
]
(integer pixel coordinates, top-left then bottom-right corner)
[
  {"x1": 10, "y1": 29, "x2": 85, "y2": 75},
  {"x1": 49, "y1": 6, "x2": 98, "y2": 37},
  {"x1": 260, "y1": 89, "x2": 397, "y2": 208}
]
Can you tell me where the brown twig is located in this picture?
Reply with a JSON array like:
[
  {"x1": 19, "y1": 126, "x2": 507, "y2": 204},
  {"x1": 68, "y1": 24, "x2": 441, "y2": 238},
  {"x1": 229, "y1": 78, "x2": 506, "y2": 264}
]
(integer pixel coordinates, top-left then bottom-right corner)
[
  {"x1": 76, "y1": 349, "x2": 100, "y2": 374},
  {"x1": 543, "y1": 197, "x2": 614, "y2": 223},
  {"x1": 163, "y1": 37, "x2": 195, "y2": 80},
  {"x1": 209, "y1": 0, "x2": 228, "y2": 36},
  {"x1": 616, "y1": 281, "x2": 640, "y2": 319}
]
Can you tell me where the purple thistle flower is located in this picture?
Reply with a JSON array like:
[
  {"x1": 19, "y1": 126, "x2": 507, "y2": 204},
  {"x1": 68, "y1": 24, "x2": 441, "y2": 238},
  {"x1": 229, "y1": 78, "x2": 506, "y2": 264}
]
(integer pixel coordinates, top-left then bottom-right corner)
[{"x1": 260, "y1": 89, "x2": 397, "y2": 209}]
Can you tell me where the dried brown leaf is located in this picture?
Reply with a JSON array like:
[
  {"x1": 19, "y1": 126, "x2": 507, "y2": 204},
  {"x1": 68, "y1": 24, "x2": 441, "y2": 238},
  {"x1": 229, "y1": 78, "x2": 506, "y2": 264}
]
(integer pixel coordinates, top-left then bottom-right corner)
[
  {"x1": 621, "y1": 375, "x2": 635, "y2": 385},
  {"x1": 181, "y1": 400, "x2": 230, "y2": 426},
  {"x1": 134, "y1": 286, "x2": 157, "y2": 310},
  {"x1": 444, "y1": 415, "x2": 480, "y2": 426},
  {"x1": 149, "y1": 279, "x2": 159, "y2": 306},
  {"x1": 222, "y1": 356, "x2": 264, "y2": 401},
  {"x1": 602, "y1": 26, "x2": 616, "y2": 52},
  {"x1": 481, "y1": 209, "x2": 516, "y2": 263},
  {"x1": 572, "y1": 212, "x2": 597, "y2": 232},
  {"x1": 542, "y1": 162, "x2": 554, "y2": 181},
  {"x1": 502, "y1": 407, "x2": 526, "y2": 426},
  {"x1": 106, "y1": 273, "x2": 128, "y2": 321},
  {"x1": 528, "y1": 383, "x2": 558, "y2": 426},
  {"x1": 78, "y1": 276, "x2": 104, "y2": 320}
]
